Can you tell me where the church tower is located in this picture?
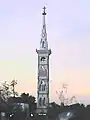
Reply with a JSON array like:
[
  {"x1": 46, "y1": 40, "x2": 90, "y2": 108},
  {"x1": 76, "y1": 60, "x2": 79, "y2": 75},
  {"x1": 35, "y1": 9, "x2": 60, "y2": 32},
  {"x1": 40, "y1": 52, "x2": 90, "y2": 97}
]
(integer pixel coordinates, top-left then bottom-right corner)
[{"x1": 36, "y1": 7, "x2": 51, "y2": 114}]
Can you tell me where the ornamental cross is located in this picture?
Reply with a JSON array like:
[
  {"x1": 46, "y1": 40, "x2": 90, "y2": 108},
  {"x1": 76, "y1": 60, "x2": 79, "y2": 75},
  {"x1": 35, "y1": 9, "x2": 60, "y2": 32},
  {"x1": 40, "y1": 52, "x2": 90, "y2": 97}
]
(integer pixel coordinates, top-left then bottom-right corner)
[{"x1": 42, "y1": 6, "x2": 46, "y2": 15}]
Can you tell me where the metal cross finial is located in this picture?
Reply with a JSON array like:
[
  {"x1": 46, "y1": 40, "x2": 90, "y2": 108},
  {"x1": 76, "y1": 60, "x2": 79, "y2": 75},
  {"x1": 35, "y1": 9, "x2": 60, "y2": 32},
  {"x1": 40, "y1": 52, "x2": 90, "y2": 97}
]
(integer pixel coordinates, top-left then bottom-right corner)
[{"x1": 42, "y1": 6, "x2": 46, "y2": 15}]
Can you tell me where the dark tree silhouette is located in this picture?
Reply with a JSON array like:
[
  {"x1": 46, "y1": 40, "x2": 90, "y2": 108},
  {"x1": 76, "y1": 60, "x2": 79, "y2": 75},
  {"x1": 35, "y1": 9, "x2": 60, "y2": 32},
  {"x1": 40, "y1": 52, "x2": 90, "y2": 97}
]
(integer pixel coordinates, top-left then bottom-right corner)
[{"x1": 7, "y1": 92, "x2": 36, "y2": 120}]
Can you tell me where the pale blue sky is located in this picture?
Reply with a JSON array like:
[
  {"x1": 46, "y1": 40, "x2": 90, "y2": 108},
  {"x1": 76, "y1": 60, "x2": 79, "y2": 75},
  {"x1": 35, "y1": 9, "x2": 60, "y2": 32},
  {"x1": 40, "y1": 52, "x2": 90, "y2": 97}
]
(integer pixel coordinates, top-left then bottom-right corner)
[{"x1": 0, "y1": 0, "x2": 90, "y2": 105}]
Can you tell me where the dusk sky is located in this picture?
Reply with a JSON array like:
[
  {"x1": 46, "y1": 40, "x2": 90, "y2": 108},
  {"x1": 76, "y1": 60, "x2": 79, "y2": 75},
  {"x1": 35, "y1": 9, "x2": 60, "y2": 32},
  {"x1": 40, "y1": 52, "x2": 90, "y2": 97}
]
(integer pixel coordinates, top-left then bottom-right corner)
[{"x1": 0, "y1": 0, "x2": 90, "y2": 105}]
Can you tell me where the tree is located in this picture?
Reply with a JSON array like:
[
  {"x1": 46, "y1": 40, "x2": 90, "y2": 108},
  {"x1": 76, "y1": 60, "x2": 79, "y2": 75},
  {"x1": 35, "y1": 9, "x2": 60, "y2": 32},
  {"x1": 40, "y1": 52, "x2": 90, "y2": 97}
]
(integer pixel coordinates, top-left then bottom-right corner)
[
  {"x1": 0, "y1": 80, "x2": 19, "y2": 120},
  {"x1": 0, "y1": 81, "x2": 12, "y2": 120},
  {"x1": 7, "y1": 93, "x2": 36, "y2": 119},
  {"x1": 0, "y1": 81, "x2": 12, "y2": 112},
  {"x1": 56, "y1": 84, "x2": 77, "y2": 106},
  {"x1": 0, "y1": 81, "x2": 12, "y2": 101},
  {"x1": 10, "y1": 79, "x2": 18, "y2": 97},
  {"x1": 20, "y1": 93, "x2": 36, "y2": 113}
]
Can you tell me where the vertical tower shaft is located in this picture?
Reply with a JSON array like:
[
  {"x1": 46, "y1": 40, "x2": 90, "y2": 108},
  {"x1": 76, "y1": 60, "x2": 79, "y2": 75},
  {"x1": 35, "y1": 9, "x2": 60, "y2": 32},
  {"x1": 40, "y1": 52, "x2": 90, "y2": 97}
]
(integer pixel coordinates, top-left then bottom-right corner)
[{"x1": 36, "y1": 7, "x2": 51, "y2": 114}]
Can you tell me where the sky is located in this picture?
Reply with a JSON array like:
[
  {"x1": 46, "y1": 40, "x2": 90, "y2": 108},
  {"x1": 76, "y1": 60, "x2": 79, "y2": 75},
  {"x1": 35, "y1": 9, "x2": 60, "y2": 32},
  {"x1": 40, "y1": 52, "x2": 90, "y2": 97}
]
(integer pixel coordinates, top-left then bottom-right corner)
[{"x1": 0, "y1": 0, "x2": 90, "y2": 105}]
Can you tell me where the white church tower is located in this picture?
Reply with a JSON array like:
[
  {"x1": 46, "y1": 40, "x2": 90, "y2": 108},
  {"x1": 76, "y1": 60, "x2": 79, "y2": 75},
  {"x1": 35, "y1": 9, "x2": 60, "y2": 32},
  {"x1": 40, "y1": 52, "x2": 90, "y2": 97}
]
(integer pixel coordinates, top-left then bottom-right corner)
[{"x1": 36, "y1": 7, "x2": 51, "y2": 114}]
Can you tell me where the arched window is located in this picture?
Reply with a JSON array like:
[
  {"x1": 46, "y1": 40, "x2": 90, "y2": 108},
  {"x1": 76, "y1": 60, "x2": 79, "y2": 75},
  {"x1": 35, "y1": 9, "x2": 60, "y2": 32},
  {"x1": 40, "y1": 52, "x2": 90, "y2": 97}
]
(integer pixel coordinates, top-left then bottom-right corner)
[
  {"x1": 41, "y1": 80, "x2": 46, "y2": 91},
  {"x1": 41, "y1": 57, "x2": 46, "y2": 62},
  {"x1": 39, "y1": 98, "x2": 42, "y2": 106},
  {"x1": 42, "y1": 84, "x2": 46, "y2": 91},
  {"x1": 43, "y1": 97, "x2": 46, "y2": 106},
  {"x1": 44, "y1": 84, "x2": 46, "y2": 91},
  {"x1": 39, "y1": 84, "x2": 41, "y2": 91},
  {"x1": 42, "y1": 41, "x2": 44, "y2": 48}
]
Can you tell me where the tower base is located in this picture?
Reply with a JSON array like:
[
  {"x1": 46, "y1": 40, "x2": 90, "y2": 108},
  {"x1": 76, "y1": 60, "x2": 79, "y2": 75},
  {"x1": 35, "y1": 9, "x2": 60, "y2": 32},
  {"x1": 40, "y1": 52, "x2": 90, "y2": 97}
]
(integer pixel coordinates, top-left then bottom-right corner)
[{"x1": 36, "y1": 108, "x2": 47, "y2": 115}]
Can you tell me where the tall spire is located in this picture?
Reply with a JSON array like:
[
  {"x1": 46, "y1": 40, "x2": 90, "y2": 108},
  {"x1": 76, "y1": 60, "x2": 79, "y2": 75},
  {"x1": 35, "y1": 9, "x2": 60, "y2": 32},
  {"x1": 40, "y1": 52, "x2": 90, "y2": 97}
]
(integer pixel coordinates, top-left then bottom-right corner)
[
  {"x1": 40, "y1": 6, "x2": 48, "y2": 50},
  {"x1": 42, "y1": 6, "x2": 46, "y2": 27}
]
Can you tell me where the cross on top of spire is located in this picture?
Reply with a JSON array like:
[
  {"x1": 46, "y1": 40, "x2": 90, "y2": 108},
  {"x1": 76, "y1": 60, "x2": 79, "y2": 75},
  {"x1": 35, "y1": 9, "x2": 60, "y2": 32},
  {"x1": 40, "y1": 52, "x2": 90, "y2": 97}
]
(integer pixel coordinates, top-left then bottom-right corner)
[{"x1": 42, "y1": 6, "x2": 46, "y2": 15}]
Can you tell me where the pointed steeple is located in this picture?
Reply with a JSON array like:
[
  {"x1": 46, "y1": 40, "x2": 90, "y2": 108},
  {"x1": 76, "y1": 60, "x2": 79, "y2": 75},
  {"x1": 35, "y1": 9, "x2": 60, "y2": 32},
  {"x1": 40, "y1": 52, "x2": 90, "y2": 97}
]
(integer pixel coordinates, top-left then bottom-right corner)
[{"x1": 40, "y1": 6, "x2": 48, "y2": 50}]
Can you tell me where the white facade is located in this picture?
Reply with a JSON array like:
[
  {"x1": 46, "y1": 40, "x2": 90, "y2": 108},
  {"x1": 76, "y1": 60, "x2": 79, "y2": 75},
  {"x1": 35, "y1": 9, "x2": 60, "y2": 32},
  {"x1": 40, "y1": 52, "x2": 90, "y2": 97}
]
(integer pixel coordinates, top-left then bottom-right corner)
[{"x1": 36, "y1": 7, "x2": 51, "y2": 114}]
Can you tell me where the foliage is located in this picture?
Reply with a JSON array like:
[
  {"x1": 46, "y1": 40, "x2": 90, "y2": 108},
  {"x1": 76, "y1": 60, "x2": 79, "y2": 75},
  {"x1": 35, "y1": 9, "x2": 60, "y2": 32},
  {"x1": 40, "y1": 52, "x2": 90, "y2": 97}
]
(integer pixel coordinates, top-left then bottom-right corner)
[
  {"x1": 10, "y1": 80, "x2": 18, "y2": 97},
  {"x1": 0, "y1": 80, "x2": 36, "y2": 120},
  {"x1": 6, "y1": 92, "x2": 36, "y2": 120},
  {"x1": 0, "y1": 81, "x2": 12, "y2": 112},
  {"x1": 20, "y1": 92, "x2": 36, "y2": 113},
  {"x1": 1, "y1": 81, "x2": 90, "y2": 120},
  {"x1": 56, "y1": 84, "x2": 77, "y2": 106}
]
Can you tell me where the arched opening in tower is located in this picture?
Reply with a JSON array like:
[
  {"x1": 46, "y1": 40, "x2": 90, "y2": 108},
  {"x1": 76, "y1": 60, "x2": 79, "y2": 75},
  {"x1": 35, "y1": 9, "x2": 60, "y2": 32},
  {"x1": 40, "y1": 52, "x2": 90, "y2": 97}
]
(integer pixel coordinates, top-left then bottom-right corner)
[
  {"x1": 41, "y1": 57, "x2": 46, "y2": 61},
  {"x1": 39, "y1": 98, "x2": 42, "y2": 106},
  {"x1": 43, "y1": 97, "x2": 46, "y2": 106},
  {"x1": 42, "y1": 41, "x2": 45, "y2": 48}
]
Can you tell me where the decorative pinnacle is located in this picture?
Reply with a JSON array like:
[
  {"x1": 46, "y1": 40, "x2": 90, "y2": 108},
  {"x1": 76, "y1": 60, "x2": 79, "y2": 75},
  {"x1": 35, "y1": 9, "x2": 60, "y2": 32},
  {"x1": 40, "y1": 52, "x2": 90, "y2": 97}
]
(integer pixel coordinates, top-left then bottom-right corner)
[{"x1": 42, "y1": 6, "x2": 46, "y2": 15}]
